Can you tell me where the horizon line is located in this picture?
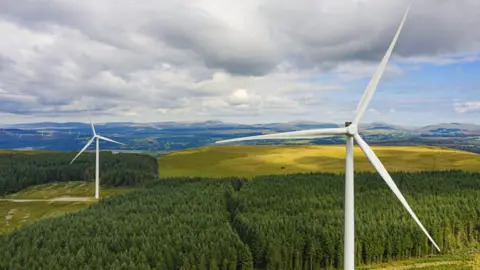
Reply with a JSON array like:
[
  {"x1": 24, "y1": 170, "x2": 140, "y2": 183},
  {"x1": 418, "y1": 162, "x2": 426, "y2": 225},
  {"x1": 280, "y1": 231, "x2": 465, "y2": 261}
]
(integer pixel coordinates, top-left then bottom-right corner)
[{"x1": 0, "y1": 120, "x2": 477, "y2": 129}]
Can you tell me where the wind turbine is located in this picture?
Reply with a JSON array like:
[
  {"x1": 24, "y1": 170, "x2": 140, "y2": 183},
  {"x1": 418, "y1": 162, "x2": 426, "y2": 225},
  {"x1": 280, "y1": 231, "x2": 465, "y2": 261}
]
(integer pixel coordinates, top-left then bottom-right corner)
[
  {"x1": 70, "y1": 112, "x2": 125, "y2": 199},
  {"x1": 215, "y1": 6, "x2": 440, "y2": 270}
]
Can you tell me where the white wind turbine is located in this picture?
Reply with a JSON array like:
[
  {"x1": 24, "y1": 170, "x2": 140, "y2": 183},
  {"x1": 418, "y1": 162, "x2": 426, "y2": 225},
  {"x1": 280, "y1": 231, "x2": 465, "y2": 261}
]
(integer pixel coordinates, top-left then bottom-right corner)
[
  {"x1": 215, "y1": 6, "x2": 440, "y2": 270},
  {"x1": 70, "y1": 112, "x2": 125, "y2": 199}
]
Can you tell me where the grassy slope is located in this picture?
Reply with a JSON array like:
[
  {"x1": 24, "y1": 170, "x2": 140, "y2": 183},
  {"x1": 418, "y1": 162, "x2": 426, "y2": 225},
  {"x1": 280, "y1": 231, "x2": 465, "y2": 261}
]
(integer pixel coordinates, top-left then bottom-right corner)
[
  {"x1": 0, "y1": 182, "x2": 134, "y2": 233},
  {"x1": 158, "y1": 145, "x2": 480, "y2": 178},
  {"x1": 360, "y1": 253, "x2": 480, "y2": 269},
  {"x1": 0, "y1": 149, "x2": 63, "y2": 154}
]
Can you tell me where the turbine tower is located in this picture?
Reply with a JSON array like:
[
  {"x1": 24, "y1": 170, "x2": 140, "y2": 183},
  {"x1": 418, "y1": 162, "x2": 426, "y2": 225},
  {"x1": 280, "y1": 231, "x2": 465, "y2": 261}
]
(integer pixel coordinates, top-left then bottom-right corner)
[
  {"x1": 70, "y1": 112, "x2": 125, "y2": 199},
  {"x1": 215, "y1": 6, "x2": 440, "y2": 270}
]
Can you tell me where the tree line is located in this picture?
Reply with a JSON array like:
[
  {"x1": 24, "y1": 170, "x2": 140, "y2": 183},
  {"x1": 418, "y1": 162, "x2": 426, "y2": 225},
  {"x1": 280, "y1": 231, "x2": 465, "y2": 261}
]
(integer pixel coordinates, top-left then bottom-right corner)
[
  {"x1": 1, "y1": 171, "x2": 480, "y2": 269},
  {"x1": 0, "y1": 151, "x2": 158, "y2": 195}
]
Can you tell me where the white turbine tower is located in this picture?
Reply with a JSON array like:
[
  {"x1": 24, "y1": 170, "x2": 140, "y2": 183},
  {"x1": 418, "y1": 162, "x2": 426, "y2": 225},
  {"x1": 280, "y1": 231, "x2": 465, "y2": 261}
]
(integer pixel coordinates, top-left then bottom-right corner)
[
  {"x1": 70, "y1": 112, "x2": 125, "y2": 200},
  {"x1": 215, "y1": 6, "x2": 440, "y2": 270}
]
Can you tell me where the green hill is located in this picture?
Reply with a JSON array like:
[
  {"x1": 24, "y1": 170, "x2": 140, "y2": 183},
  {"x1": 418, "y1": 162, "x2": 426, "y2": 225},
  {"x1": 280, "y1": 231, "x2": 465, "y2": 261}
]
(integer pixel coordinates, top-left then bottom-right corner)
[{"x1": 158, "y1": 145, "x2": 480, "y2": 178}]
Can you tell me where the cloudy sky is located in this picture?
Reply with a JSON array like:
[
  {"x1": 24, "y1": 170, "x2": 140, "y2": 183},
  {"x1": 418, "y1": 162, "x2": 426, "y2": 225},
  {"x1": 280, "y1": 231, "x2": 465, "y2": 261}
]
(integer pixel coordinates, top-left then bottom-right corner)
[{"x1": 0, "y1": 0, "x2": 479, "y2": 125}]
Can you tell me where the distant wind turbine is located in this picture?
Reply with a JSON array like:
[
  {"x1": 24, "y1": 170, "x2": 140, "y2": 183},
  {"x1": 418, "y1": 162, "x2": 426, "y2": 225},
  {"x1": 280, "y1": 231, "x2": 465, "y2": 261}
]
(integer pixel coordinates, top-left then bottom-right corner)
[
  {"x1": 70, "y1": 111, "x2": 125, "y2": 199},
  {"x1": 215, "y1": 6, "x2": 439, "y2": 270}
]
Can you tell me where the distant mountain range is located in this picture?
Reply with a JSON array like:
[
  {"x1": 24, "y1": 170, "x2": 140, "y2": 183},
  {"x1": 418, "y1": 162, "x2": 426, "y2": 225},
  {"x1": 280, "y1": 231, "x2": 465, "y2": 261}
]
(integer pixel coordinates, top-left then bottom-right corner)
[
  {"x1": 3, "y1": 121, "x2": 480, "y2": 135},
  {"x1": 0, "y1": 121, "x2": 479, "y2": 154}
]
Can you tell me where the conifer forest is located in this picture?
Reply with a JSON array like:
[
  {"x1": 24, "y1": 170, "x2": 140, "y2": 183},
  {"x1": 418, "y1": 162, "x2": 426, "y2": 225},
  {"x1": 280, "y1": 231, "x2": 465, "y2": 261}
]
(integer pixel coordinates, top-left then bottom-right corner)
[
  {"x1": 0, "y1": 152, "x2": 158, "y2": 195},
  {"x1": 1, "y1": 169, "x2": 480, "y2": 269}
]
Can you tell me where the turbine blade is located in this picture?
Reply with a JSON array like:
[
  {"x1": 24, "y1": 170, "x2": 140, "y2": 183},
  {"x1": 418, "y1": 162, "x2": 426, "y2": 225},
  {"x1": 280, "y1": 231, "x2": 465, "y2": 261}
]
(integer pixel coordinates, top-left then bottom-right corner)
[
  {"x1": 215, "y1": 127, "x2": 347, "y2": 144},
  {"x1": 353, "y1": 5, "x2": 410, "y2": 125},
  {"x1": 70, "y1": 137, "x2": 95, "y2": 164},
  {"x1": 97, "y1": 135, "x2": 125, "y2": 145},
  {"x1": 87, "y1": 109, "x2": 96, "y2": 135},
  {"x1": 353, "y1": 133, "x2": 440, "y2": 252},
  {"x1": 278, "y1": 135, "x2": 334, "y2": 139}
]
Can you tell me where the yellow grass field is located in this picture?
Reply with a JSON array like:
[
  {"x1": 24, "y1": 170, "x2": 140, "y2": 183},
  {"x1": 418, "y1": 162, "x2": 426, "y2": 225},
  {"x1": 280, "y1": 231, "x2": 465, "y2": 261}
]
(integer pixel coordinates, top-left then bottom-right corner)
[
  {"x1": 0, "y1": 149, "x2": 63, "y2": 154},
  {"x1": 158, "y1": 145, "x2": 480, "y2": 179}
]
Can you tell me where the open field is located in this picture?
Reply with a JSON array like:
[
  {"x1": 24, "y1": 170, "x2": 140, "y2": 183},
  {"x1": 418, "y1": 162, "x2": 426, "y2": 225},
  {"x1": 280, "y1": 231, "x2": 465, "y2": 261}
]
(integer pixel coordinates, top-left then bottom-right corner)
[
  {"x1": 0, "y1": 149, "x2": 63, "y2": 154},
  {"x1": 2, "y1": 181, "x2": 133, "y2": 199},
  {"x1": 158, "y1": 145, "x2": 480, "y2": 178},
  {"x1": 0, "y1": 181, "x2": 134, "y2": 233}
]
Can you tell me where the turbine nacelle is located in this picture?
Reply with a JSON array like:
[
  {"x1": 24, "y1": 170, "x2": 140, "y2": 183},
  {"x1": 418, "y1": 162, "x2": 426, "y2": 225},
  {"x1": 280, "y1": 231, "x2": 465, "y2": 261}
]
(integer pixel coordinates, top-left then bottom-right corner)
[{"x1": 70, "y1": 116, "x2": 125, "y2": 165}]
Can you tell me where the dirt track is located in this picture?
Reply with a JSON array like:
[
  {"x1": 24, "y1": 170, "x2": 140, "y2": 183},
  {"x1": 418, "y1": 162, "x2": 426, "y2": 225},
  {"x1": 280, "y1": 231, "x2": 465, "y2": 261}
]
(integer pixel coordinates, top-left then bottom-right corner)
[{"x1": 0, "y1": 197, "x2": 93, "y2": 202}]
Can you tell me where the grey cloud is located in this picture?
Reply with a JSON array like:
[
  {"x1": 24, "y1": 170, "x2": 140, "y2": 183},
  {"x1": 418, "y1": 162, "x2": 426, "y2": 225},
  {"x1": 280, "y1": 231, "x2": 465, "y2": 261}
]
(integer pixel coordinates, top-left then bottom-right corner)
[
  {"x1": 2, "y1": 0, "x2": 479, "y2": 75},
  {"x1": 0, "y1": 0, "x2": 478, "y2": 122},
  {"x1": 0, "y1": 0, "x2": 81, "y2": 29},
  {"x1": 259, "y1": 0, "x2": 480, "y2": 68},
  {"x1": 143, "y1": 2, "x2": 279, "y2": 76},
  {"x1": 1, "y1": 0, "x2": 279, "y2": 77},
  {"x1": 0, "y1": 94, "x2": 36, "y2": 115},
  {"x1": 394, "y1": 1, "x2": 480, "y2": 57},
  {"x1": 0, "y1": 0, "x2": 143, "y2": 53},
  {"x1": 0, "y1": 55, "x2": 14, "y2": 71}
]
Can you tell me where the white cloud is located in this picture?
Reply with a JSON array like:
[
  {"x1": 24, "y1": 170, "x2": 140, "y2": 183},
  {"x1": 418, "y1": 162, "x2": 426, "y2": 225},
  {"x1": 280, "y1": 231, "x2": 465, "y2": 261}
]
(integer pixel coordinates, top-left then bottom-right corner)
[
  {"x1": 228, "y1": 89, "x2": 250, "y2": 105},
  {"x1": 0, "y1": 0, "x2": 478, "y2": 124},
  {"x1": 368, "y1": 108, "x2": 381, "y2": 115},
  {"x1": 119, "y1": 110, "x2": 138, "y2": 117},
  {"x1": 332, "y1": 61, "x2": 403, "y2": 82},
  {"x1": 399, "y1": 53, "x2": 480, "y2": 66},
  {"x1": 454, "y1": 101, "x2": 480, "y2": 113}
]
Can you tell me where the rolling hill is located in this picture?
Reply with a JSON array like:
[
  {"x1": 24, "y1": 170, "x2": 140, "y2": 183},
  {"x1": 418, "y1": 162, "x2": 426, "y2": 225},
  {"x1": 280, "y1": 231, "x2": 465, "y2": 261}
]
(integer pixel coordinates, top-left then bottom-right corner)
[
  {"x1": 158, "y1": 145, "x2": 480, "y2": 178},
  {"x1": 1, "y1": 147, "x2": 480, "y2": 268}
]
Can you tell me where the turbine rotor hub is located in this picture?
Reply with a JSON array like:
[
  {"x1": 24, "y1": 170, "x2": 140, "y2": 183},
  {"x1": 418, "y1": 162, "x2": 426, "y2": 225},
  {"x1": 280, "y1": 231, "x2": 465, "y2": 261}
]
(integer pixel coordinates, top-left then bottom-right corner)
[{"x1": 345, "y1": 122, "x2": 358, "y2": 135}]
